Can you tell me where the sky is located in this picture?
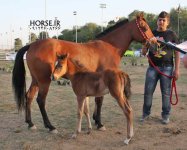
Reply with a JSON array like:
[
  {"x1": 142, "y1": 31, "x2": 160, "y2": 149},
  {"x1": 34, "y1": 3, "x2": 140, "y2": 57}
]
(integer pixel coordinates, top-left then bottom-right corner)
[{"x1": 0, "y1": 0, "x2": 187, "y2": 49}]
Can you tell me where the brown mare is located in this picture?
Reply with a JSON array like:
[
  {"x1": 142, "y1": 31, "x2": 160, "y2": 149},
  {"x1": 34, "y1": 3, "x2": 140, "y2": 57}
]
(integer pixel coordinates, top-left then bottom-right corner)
[
  {"x1": 12, "y1": 13, "x2": 157, "y2": 133},
  {"x1": 52, "y1": 54, "x2": 132, "y2": 144}
]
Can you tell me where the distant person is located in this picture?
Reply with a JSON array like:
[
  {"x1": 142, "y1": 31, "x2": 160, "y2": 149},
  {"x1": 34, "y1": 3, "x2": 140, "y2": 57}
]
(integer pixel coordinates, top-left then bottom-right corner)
[
  {"x1": 141, "y1": 11, "x2": 180, "y2": 124},
  {"x1": 182, "y1": 55, "x2": 187, "y2": 68}
]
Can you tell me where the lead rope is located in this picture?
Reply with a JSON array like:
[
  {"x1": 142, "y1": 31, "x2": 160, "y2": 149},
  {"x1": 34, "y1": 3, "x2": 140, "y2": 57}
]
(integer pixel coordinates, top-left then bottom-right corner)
[
  {"x1": 135, "y1": 19, "x2": 179, "y2": 105},
  {"x1": 147, "y1": 55, "x2": 179, "y2": 105}
]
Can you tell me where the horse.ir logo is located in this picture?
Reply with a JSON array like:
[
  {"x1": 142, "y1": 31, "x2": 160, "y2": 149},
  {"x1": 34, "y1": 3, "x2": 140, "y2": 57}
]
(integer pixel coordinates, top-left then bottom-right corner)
[{"x1": 29, "y1": 18, "x2": 61, "y2": 30}]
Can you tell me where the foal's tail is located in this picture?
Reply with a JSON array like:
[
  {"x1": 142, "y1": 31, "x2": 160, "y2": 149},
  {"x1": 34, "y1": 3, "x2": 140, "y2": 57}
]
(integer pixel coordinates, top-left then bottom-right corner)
[
  {"x1": 122, "y1": 72, "x2": 131, "y2": 99},
  {"x1": 12, "y1": 45, "x2": 30, "y2": 111}
]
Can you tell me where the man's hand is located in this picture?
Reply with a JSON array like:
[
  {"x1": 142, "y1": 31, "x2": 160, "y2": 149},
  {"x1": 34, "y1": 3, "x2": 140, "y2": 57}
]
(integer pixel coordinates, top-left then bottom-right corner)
[{"x1": 173, "y1": 69, "x2": 179, "y2": 80}]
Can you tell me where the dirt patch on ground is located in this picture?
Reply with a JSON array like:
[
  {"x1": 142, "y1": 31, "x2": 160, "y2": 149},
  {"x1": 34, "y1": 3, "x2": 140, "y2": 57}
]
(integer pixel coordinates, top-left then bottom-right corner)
[{"x1": 0, "y1": 59, "x2": 187, "y2": 150}]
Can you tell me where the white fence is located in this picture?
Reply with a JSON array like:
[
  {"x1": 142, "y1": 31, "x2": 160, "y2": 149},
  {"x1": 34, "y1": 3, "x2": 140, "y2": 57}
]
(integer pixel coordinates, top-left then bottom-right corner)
[{"x1": 0, "y1": 49, "x2": 19, "y2": 61}]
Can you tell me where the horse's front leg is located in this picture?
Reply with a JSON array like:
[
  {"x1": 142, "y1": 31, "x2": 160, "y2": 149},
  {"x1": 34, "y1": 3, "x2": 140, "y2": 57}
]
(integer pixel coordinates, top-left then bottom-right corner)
[
  {"x1": 84, "y1": 97, "x2": 92, "y2": 134},
  {"x1": 37, "y1": 82, "x2": 57, "y2": 133},
  {"x1": 72, "y1": 96, "x2": 85, "y2": 138},
  {"x1": 93, "y1": 96, "x2": 106, "y2": 131}
]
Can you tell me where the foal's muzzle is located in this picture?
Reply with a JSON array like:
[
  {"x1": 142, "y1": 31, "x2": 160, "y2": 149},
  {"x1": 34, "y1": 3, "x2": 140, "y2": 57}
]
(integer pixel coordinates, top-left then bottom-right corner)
[{"x1": 51, "y1": 75, "x2": 56, "y2": 81}]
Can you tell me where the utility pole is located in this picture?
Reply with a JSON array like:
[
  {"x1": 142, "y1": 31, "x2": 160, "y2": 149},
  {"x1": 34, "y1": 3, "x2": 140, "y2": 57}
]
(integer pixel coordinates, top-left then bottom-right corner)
[
  {"x1": 73, "y1": 11, "x2": 77, "y2": 43},
  {"x1": 177, "y1": 4, "x2": 181, "y2": 38},
  {"x1": 100, "y1": 3, "x2": 106, "y2": 32}
]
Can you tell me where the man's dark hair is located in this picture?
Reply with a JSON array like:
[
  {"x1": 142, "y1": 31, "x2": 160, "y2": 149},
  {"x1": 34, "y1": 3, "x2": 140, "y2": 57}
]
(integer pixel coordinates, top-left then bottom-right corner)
[{"x1": 158, "y1": 11, "x2": 170, "y2": 22}]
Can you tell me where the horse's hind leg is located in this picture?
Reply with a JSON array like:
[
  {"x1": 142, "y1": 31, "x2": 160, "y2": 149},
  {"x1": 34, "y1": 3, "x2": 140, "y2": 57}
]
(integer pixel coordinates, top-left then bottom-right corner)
[
  {"x1": 25, "y1": 80, "x2": 38, "y2": 129},
  {"x1": 93, "y1": 96, "x2": 106, "y2": 130},
  {"x1": 37, "y1": 82, "x2": 57, "y2": 133},
  {"x1": 83, "y1": 97, "x2": 92, "y2": 134}
]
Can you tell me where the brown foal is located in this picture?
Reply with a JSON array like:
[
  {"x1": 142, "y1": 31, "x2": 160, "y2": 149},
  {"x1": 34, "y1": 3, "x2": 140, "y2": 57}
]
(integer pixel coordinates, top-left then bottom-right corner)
[{"x1": 52, "y1": 54, "x2": 133, "y2": 144}]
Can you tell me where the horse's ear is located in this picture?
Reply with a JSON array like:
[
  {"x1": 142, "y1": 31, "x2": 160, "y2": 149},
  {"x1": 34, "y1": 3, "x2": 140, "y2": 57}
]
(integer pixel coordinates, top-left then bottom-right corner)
[
  {"x1": 65, "y1": 53, "x2": 69, "y2": 58},
  {"x1": 137, "y1": 12, "x2": 144, "y2": 20},
  {"x1": 56, "y1": 53, "x2": 61, "y2": 59}
]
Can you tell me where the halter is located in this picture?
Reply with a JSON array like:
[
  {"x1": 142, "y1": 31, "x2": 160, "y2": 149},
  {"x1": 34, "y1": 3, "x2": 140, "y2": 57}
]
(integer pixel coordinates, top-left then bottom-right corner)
[{"x1": 135, "y1": 19, "x2": 151, "y2": 42}]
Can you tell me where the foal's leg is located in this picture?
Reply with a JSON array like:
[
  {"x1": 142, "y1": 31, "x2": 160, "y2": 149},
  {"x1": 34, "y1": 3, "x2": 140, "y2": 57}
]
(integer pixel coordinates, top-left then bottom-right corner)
[
  {"x1": 83, "y1": 97, "x2": 92, "y2": 134},
  {"x1": 110, "y1": 88, "x2": 133, "y2": 145},
  {"x1": 116, "y1": 97, "x2": 133, "y2": 144},
  {"x1": 122, "y1": 99, "x2": 133, "y2": 144},
  {"x1": 93, "y1": 96, "x2": 106, "y2": 130},
  {"x1": 25, "y1": 80, "x2": 38, "y2": 129},
  {"x1": 37, "y1": 81, "x2": 57, "y2": 133},
  {"x1": 72, "y1": 96, "x2": 85, "y2": 138}
]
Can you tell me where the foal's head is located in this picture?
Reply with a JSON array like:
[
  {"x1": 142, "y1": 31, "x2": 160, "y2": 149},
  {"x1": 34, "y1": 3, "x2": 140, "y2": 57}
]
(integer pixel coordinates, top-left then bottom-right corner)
[{"x1": 52, "y1": 53, "x2": 69, "y2": 80}]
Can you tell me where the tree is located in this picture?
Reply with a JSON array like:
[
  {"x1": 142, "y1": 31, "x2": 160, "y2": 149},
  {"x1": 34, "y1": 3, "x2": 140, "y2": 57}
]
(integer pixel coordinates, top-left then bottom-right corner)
[
  {"x1": 170, "y1": 7, "x2": 187, "y2": 41},
  {"x1": 78, "y1": 23, "x2": 100, "y2": 42},
  {"x1": 29, "y1": 33, "x2": 38, "y2": 43},
  {"x1": 52, "y1": 35, "x2": 58, "y2": 39},
  {"x1": 128, "y1": 10, "x2": 143, "y2": 21},
  {"x1": 14, "y1": 38, "x2": 22, "y2": 52},
  {"x1": 56, "y1": 8, "x2": 187, "y2": 44},
  {"x1": 58, "y1": 29, "x2": 74, "y2": 41},
  {"x1": 39, "y1": 31, "x2": 49, "y2": 40},
  {"x1": 144, "y1": 13, "x2": 157, "y2": 31},
  {"x1": 107, "y1": 20, "x2": 116, "y2": 28}
]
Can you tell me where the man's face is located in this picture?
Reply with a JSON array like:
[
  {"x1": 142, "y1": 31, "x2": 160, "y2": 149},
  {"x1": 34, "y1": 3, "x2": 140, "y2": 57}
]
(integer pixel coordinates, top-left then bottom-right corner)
[{"x1": 157, "y1": 17, "x2": 169, "y2": 31}]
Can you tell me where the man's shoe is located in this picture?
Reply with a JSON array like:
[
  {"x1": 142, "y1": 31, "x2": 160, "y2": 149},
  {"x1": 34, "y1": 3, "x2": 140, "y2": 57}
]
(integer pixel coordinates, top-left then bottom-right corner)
[
  {"x1": 162, "y1": 118, "x2": 170, "y2": 124},
  {"x1": 139, "y1": 115, "x2": 149, "y2": 122}
]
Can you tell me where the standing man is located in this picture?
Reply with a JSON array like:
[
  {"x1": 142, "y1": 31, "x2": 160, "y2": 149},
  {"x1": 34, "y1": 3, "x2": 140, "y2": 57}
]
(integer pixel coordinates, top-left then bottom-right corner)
[{"x1": 141, "y1": 11, "x2": 180, "y2": 124}]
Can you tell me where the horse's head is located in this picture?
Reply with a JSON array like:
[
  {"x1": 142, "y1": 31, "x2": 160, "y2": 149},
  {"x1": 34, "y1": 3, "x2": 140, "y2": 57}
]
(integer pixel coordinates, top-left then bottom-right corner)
[
  {"x1": 51, "y1": 53, "x2": 69, "y2": 80},
  {"x1": 133, "y1": 12, "x2": 158, "y2": 45}
]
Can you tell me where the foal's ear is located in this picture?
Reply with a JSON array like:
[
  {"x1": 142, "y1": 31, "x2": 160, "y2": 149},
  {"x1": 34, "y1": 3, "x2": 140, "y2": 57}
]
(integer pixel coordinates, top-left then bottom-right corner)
[
  {"x1": 56, "y1": 53, "x2": 69, "y2": 60},
  {"x1": 62, "y1": 53, "x2": 69, "y2": 59}
]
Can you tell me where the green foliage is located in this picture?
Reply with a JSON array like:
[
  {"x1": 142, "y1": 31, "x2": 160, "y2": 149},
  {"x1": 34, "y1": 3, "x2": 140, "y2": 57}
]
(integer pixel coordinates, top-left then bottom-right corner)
[
  {"x1": 30, "y1": 33, "x2": 38, "y2": 43},
  {"x1": 14, "y1": 38, "x2": 22, "y2": 52},
  {"x1": 31, "y1": 33, "x2": 38, "y2": 42},
  {"x1": 169, "y1": 7, "x2": 187, "y2": 41},
  {"x1": 129, "y1": 42, "x2": 142, "y2": 50},
  {"x1": 78, "y1": 23, "x2": 101, "y2": 42},
  {"x1": 59, "y1": 23, "x2": 101, "y2": 42},
  {"x1": 128, "y1": 10, "x2": 143, "y2": 21},
  {"x1": 58, "y1": 29, "x2": 74, "y2": 41},
  {"x1": 130, "y1": 56, "x2": 138, "y2": 66},
  {"x1": 21, "y1": 8, "x2": 187, "y2": 44},
  {"x1": 38, "y1": 31, "x2": 49, "y2": 40}
]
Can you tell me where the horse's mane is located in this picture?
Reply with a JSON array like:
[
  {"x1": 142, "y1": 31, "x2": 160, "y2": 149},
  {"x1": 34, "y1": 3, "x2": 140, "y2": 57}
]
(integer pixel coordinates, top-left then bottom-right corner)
[
  {"x1": 69, "y1": 58, "x2": 90, "y2": 72},
  {"x1": 95, "y1": 19, "x2": 129, "y2": 39}
]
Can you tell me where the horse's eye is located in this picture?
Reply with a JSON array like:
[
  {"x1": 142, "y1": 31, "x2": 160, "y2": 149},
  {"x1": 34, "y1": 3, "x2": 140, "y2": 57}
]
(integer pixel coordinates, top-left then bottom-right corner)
[
  {"x1": 57, "y1": 64, "x2": 63, "y2": 69},
  {"x1": 141, "y1": 26, "x2": 148, "y2": 32}
]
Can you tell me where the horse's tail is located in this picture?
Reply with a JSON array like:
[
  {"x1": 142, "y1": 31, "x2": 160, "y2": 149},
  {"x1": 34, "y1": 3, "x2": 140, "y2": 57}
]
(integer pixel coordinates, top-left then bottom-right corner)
[
  {"x1": 122, "y1": 72, "x2": 131, "y2": 99},
  {"x1": 12, "y1": 45, "x2": 30, "y2": 111}
]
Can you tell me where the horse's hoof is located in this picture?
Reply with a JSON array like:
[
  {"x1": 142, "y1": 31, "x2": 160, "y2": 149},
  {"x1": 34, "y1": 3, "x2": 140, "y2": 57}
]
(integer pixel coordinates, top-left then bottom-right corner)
[
  {"x1": 29, "y1": 125, "x2": 37, "y2": 130},
  {"x1": 87, "y1": 128, "x2": 92, "y2": 134},
  {"x1": 50, "y1": 129, "x2": 58, "y2": 134},
  {"x1": 72, "y1": 133, "x2": 77, "y2": 139},
  {"x1": 98, "y1": 126, "x2": 106, "y2": 131},
  {"x1": 124, "y1": 138, "x2": 131, "y2": 145}
]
